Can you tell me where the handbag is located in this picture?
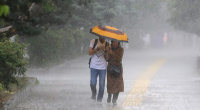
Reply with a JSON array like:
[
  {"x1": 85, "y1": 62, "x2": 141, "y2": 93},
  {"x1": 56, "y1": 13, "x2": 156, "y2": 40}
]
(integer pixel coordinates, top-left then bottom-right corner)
[{"x1": 108, "y1": 64, "x2": 121, "y2": 78}]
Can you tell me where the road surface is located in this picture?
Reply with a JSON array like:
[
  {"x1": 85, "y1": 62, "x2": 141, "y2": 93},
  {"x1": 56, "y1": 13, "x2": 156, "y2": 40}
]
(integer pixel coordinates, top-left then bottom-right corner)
[{"x1": 16, "y1": 49, "x2": 200, "y2": 110}]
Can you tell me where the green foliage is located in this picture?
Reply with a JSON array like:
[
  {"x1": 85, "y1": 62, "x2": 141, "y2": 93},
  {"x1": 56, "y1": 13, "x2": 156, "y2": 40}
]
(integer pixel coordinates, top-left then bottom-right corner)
[
  {"x1": 59, "y1": 28, "x2": 92, "y2": 59},
  {"x1": 0, "y1": 83, "x2": 2, "y2": 91},
  {"x1": 42, "y1": 1, "x2": 56, "y2": 12},
  {"x1": 1, "y1": 0, "x2": 124, "y2": 68},
  {"x1": 68, "y1": 0, "x2": 119, "y2": 28},
  {"x1": 0, "y1": 0, "x2": 44, "y2": 37},
  {"x1": 21, "y1": 0, "x2": 121, "y2": 68},
  {"x1": 133, "y1": 0, "x2": 162, "y2": 13},
  {"x1": 35, "y1": 78, "x2": 39, "y2": 85},
  {"x1": 0, "y1": 37, "x2": 28, "y2": 89},
  {"x1": 26, "y1": 28, "x2": 92, "y2": 68},
  {"x1": 167, "y1": 0, "x2": 200, "y2": 35},
  {"x1": 0, "y1": 83, "x2": 2, "y2": 106},
  {"x1": 26, "y1": 31, "x2": 62, "y2": 68},
  {"x1": 0, "y1": 5, "x2": 9, "y2": 17},
  {"x1": 13, "y1": 77, "x2": 28, "y2": 90}
]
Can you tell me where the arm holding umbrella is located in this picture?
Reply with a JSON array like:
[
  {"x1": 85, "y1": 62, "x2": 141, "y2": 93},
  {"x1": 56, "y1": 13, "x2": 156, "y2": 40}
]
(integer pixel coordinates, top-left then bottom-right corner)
[
  {"x1": 88, "y1": 45, "x2": 105, "y2": 55},
  {"x1": 105, "y1": 45, "x2": 113, "y2": 61}
]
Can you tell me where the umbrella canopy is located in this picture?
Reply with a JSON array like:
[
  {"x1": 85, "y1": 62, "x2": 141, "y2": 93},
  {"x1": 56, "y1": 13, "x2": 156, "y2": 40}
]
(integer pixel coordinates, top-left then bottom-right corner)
[{"x1": 90, "y1": 25, "x2": 128, "y2": 43}]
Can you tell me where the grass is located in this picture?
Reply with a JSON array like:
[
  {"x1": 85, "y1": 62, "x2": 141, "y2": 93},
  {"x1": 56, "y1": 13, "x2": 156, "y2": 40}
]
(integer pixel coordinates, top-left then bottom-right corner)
[{"x1": 0, "y1": 77, "x2": 36, "y2": 108}]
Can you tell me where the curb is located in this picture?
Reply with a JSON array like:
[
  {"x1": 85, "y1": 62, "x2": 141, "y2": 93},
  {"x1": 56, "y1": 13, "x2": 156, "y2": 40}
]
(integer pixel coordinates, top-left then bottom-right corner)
[{"x1": 2, "y1": 77, "x2": 38, "y2": 110}]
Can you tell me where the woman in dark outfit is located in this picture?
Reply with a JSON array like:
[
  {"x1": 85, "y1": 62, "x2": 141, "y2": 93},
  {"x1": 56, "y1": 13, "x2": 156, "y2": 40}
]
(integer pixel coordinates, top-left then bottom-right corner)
[{"x1": 105, "y1": 40, "x2": 124, "y2": 105}]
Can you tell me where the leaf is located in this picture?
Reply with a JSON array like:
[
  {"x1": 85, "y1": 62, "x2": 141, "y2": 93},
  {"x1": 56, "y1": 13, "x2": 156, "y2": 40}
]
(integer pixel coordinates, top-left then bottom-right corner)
[
  {"x1": 0, "y1": 5, "x2": 5, "y2": 16},
  {"x1": 0, "y1": 5, "x2": 9, "y2": 17},
  {"x1": 3, "y1": 5, "x2": 10, "y2": 16}
]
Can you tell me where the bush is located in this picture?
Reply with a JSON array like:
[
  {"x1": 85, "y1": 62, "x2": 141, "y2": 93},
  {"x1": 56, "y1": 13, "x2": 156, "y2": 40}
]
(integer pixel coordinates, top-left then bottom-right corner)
[
  {"x1": 0, "y1": 78, "x2": 30, "y2": 108},
  {"x1": 26, "y1": 31, "x2": 63, "y2": 68},
  {"x1": 0, "y1": 83, "x2": 3, "y2": 107},
  {"x1": 26, "y1": 28, "x2": 92, "y2": 68},
  {"x1": 0, "y1": 37, "x2": 27, "y2": 89}
]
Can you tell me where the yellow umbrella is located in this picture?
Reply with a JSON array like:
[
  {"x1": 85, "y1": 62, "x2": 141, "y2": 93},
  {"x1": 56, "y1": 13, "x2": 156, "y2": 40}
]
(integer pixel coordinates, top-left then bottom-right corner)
[{"x1": 90, "y1": 25, "x2": 128, "y2": 43}]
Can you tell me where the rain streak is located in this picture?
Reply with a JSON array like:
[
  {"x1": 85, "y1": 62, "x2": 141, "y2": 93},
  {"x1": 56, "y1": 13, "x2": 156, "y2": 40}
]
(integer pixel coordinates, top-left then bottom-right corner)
[{"x1": 1, "y1": 0, "x2": 200, "y2": 110}]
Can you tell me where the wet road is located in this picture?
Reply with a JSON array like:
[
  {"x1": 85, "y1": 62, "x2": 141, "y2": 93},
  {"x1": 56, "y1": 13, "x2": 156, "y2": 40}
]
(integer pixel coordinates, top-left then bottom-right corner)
[{"x1": 16, "y1": 49, "x2": 200, "y2": 110}]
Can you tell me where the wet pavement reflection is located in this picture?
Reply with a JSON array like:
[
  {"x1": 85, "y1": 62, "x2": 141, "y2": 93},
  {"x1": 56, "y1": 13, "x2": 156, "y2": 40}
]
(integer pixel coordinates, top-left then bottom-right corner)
[{"x1": 16, "y1": 49, "x2": 200, "y2": 110}]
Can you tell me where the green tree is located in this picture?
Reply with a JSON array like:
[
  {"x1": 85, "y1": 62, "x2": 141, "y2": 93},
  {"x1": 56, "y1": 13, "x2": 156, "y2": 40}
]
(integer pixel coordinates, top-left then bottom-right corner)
[
  {"x1": 0, "y1": 0, "x2": 93, "y2": 68},
  {"x1": 66, "y1": 0, "x2": 119, "y2": 29},
  {"x1": 25, "y1": 0, "x2": 120, "y2": 68},
  {"x1": 168, "y1": 0, "x2": 200, "y2": 36},
  {"x1": 0, "y1": 0, "x2": 92, "y2": 37},
  {"x1": 1, "y1": 0, "x2": 121, "y2": 68},
  {"x1": 26, "y1": 27, "x2": 93, "y2": 68},
  {"x1": 0, "y1": 0, "x2": 43, "y2": 37},
  {"x1": 0, "y1": 37, "x2": 27, "y2": 88}
]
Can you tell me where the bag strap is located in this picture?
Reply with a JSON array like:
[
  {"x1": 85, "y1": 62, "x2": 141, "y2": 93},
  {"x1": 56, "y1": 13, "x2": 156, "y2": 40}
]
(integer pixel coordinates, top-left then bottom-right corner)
[
  {"x1": 89, "y1": 39, "x2": 98, "y2": 68},
  {"x1": 92, "y1": 39, "x2": 98, "y2": 50}
]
